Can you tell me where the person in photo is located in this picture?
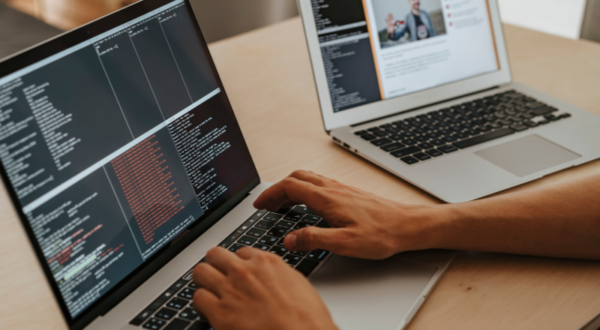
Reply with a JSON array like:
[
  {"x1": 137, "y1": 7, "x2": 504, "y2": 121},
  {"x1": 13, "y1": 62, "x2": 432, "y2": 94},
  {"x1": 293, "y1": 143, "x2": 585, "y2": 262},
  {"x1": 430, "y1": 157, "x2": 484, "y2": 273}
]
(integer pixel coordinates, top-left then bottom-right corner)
[{"x1": 386, "y1": 0, "x2": 436, "y2": 42}]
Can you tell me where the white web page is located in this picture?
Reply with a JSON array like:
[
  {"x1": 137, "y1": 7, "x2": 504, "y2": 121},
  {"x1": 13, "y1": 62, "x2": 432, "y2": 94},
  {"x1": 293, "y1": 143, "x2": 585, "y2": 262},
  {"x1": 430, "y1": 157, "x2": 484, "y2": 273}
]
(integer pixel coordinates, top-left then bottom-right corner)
[{"x1": 364, "y1": 0, "x2": 499, "y2": 99}]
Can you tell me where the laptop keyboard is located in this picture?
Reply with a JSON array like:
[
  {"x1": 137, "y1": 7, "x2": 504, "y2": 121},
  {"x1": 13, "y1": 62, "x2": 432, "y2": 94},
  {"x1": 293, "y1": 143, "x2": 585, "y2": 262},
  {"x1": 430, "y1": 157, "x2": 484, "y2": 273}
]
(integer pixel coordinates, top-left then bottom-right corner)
[
  {"x1": 129, "y1": 206, "x2": 330, "y2": 330},
  {"x1": 353, "y1": 90, "x2": 572, "y2": 165}
]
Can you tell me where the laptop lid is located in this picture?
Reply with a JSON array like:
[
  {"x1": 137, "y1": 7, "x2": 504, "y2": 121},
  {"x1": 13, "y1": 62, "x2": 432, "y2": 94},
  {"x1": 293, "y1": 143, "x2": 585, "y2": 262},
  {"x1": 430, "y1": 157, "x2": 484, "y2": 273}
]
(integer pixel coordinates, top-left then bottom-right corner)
[
  {"x1": 0, "y1": 1, "x2": 259, "y2": 329},
  {"x1": 298, "y1": 0, "x2": 512, "y2": 131}
]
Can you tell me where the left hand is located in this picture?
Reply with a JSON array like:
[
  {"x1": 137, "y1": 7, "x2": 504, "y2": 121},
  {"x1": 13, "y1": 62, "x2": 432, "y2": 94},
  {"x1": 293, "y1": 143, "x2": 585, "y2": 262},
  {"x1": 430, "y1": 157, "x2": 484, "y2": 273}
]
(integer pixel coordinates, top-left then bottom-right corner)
[{"x1": 192, "y1": 247, "x2": 339, "y2": 330}]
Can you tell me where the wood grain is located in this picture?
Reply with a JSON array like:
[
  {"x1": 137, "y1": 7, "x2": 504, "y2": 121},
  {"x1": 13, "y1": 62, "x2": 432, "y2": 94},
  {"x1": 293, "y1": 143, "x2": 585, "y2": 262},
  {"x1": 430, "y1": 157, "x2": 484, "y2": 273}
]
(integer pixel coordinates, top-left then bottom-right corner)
[{"x1": 0, "y1": 18, "x2": 599, "y2": 330}]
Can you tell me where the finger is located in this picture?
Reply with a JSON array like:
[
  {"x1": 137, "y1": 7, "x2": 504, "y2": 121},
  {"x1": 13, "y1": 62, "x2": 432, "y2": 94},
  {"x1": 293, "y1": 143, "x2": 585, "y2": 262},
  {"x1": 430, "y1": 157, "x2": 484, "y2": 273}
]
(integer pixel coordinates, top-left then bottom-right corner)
[
  {"x1": 285, "y1": 227, "x2": 352, "y2": 253},
  {"x1": 288, "y1": 170, "x2": 333, "y2": 188},
  {"x1": 192, "y1": 288, "x2": 219, "y2": 319},
  {"x1": 253, "y1": 177, "x2": 329, "y2": 213},
  {"x1": 236, "y1": 246, "x2": 263, "y2": 260},
  {"x1": 192, "y1": 262, "x2": 227, "y2": 298},
  {"x1": 204, "y1": 247, "x2": 244, "y2": 275}
]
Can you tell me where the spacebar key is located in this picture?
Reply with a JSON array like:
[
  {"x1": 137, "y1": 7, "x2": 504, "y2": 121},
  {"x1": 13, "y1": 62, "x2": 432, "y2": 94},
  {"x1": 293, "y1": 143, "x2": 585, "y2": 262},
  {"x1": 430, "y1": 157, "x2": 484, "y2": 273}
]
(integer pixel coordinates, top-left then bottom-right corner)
[{"x1": 453, "y1": 128, "x2": 515, "y2": 149}]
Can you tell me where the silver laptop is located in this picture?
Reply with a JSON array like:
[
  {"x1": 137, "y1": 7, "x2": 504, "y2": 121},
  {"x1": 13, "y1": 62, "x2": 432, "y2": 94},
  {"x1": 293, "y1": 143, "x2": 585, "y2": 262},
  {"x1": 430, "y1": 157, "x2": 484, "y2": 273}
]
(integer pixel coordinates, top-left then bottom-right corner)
[
  {"x1": 0, "y1": 1, "x2": 453, "y2": 330},
  {"x1": 298, "y1": 0, "x2": 600, "y2": 203}
]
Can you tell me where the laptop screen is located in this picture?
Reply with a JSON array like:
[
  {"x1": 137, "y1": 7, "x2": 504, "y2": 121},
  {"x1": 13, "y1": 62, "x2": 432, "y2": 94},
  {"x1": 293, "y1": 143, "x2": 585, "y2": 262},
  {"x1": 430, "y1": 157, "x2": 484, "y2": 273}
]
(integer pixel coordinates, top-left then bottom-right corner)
[
  {"x1": 0, "y1": 0, "x2": 257, "y2": 321},
  {"x1": 311, "y1": 0, "x2": 500, "y2": 113}
]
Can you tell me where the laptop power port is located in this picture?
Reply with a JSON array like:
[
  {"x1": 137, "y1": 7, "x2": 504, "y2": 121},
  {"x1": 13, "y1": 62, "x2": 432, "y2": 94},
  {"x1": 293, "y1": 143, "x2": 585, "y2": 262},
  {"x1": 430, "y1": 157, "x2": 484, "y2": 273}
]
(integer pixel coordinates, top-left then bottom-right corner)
[
  {"x1": 332, "y1": 136, "x2": 341, "y2": 143},
  {"x1": 343, "y1": 143, "x2": 351, "y2": 149}
]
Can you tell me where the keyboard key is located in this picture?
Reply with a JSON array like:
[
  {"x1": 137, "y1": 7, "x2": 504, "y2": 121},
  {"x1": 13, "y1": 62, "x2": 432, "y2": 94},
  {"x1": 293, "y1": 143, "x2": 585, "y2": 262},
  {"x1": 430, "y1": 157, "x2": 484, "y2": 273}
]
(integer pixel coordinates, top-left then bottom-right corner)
[
  {"x1": 372, "y1": 130, "x2": 388, "y2": 137},
  {"x1": 289, "y1": 251, "x2": 307, "y2": 257},
  {"x1": 431, "y1": 139, "x2": 445, "y2": 146},
  {"x1": 360, "y1": 134, "x2": 376, "y2": 141},
  {"x1": 223, "y1": 231, "x2": 243, "y2": 243},
  {"x1": 178, "y1": 288, "x2": 195, "y2": 300},
  {"x1": 367, "y1": 127, "x2": 380, "y2": 132},
  {"x1": 254, "y1": 220, "x2": 275, "y2": 230},
  {"x1": 425, "y1": 149, "x2": 444, "y2": 157},
  {"x1": 143, "y1": 318, "x2": 166, "y2": 330},
  {"x1": 246, "y1": 228, "x2": 266, "y2": 238},
  {"x1": 438, "y1": 145, "x2": 458, "y2": 154},
  {"x1": 527, "y1": 102, "x2": 547, "y2": 109},
  {"x1": 293, "y1": 223, "x2": 310, "y2": 230},
  {"x1": 164, "y1": 318, "x2": 191, "y2": 330},
  {"x1": 295, "y1": 259, "x2": 319, "y2": 277},
  {"x1": 531, "y1": 106, "x2": 557, "y2": 116},
  {"x1": 283, "y1": 254, "x2": 302, "y2": 266},
  {"x1": 414, "y1": 153, "x2": 431, "y2": 161},
  {"x1": 267, "y1": 228, "x2": 288, "y2": 237},
  {"x1": 307, "y1": 249, "x2": 330, "y2": 261},
  {"x1": 371, "y1": 138, "x2": 392, "y2": 146},
  {"x1": 179, "y1": 308, "x2": 199, "y2": 321},
  {"x1": 283, "y1": 212, "x2": 303, "y2": 221},
  {"x1": 275, "y1": 220, "x2": 295, "y2": 230},
  {"x1": 391, "y1": 146, "x2": 421, "y2": 158},
  {"x1": 510, "y1": 123, "x2": 528, "y2": 132},
  {"x1": 189, "y1": 321, "x2": 212, "y2": 330},
  {"x1": 388, "y1": 134, "x2": 403, "y2": 141},
  {"x1": 263, "y1": 213, "x2": 283, "y2": 221},
  {"x1": 292, "y1": 206, "x2": 314, "y2": 215},
  {"x1": 167, "y1": 298, "x2": 189, "y2": 310},
  {"x1": 400, "y1": 156, "x2": 419, "y2": 165},
  {"x1": 381, "y1": 142, "x2": 405, "y2": 152},
  {"x1": 132, "y1": 308, "x2": 156, "y2": 326},
  {"x1": 252, "y1": 243, "x2": 270, "y2": 251},
  {"x1": 354, "y1": 130, "x2": 367, "y2": 136},
  {"x1": 258, "y1": 236, "x2": 278, "y2": 246},
  {"x1": 558, "y1": 113, "x2": 571, "y2": 119},
  {"x1": 453, "y1": 128, "x2": 515, "y2": 149},
  {"x1": 417, "y1": 142, "x2": 433, "y2": 150},
  {"x1": 401, "y1": 139, "x2": 417, "y2": 145},
  {"x1": 237, "y1": 236, "x2": 258, "y2": 246},
  {"x1": 228, "y1": 243, "x2": 245, "y2": 253},
  {"x1": 217, "y1": 239, "x2": 234, "y2": 249},
  {"x1": 270, "y1": 246, "x2": 288, "y2": 257},
  {"x1": 155, "y1": 308, "x2": 178, "y2": 321},
  {"x1": 544, "y1": 114, "x2": 558, "y2": 121},
  {"x1": 301, "y1": 215, "x2": 321, "y2": 225}
]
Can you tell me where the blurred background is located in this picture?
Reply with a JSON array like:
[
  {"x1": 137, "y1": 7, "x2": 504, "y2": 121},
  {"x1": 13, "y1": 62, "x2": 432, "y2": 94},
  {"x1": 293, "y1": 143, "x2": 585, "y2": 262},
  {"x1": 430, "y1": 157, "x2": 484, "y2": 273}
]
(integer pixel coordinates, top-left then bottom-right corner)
[{"x1": 0, "y1": 0, "x2": 600, "y2": 58}]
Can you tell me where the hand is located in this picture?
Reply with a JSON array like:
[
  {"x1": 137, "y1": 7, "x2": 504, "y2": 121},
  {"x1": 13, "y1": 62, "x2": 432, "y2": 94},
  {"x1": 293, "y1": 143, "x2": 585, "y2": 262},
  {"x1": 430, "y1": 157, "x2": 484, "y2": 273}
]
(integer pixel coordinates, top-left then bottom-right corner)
[
  {"x1": 254, "y1": 171, "x2": 445, "y2": 260},
  {"x1": 385, "y1": 13, "x2": 396, "y2": 34},
  {"x1": 192, "y1": 247, "x2": 339, "y2": 330}
]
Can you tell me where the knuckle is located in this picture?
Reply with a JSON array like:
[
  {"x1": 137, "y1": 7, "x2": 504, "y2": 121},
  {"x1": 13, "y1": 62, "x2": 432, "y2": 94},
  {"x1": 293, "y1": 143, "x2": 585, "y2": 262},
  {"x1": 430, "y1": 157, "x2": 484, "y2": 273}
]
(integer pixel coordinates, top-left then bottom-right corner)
[
  {"x1": 290, "y1": 170, "x2": 307, "y2": 177},
  {"x1": 281, "y1": 177, "x2": 296, "y2": 187}
]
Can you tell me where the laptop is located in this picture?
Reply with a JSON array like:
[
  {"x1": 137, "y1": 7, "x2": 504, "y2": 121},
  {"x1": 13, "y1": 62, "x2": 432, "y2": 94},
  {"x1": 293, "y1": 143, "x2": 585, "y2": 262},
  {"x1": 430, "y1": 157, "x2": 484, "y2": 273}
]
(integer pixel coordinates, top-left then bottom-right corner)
[
  {"x1": 0, "y1": 1, "x2": 454, "y2": 330},
  {"x1": 297, "y1": 0, "x2": 600, "y2": 203}
]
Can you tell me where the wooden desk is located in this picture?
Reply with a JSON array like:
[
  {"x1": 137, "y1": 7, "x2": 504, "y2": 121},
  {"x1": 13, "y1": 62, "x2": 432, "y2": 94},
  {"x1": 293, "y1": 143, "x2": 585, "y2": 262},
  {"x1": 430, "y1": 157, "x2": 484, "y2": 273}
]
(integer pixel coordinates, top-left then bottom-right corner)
[{"x1": 1, "y1": 18, "x2": 600, "y2": 330}]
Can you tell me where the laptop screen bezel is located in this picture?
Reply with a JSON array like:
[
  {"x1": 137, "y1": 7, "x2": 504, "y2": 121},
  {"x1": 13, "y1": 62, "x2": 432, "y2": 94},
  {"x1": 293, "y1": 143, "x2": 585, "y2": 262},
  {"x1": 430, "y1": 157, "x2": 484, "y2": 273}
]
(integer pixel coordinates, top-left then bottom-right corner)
[
  {"x1": 0, "y1": 1, "x2": 260, "y2": 329},
  {"x1": 297, "y1": 0, "x2": 513, "y2": 132}
]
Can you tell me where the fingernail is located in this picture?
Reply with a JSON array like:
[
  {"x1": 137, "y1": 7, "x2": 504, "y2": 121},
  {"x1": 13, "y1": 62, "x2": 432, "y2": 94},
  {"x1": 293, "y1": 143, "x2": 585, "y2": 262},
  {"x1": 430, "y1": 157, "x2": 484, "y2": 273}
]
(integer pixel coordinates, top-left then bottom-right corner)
[{"x1": 287, "y1": 233, "x2": 297, "y2": 247}]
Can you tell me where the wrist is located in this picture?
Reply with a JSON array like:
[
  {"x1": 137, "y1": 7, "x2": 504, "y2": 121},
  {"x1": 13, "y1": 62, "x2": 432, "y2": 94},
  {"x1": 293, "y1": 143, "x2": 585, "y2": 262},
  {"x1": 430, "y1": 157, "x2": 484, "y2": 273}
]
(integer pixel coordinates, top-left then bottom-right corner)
[{"x1": 391, "y1": 203, "x2": 461, "y2": 253}]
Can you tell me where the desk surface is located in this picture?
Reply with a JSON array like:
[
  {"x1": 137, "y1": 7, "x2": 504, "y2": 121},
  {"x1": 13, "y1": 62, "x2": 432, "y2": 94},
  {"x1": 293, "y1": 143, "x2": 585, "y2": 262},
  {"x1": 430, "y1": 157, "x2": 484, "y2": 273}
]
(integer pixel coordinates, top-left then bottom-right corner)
[{"x1": 1, "y1": 18, "x2": 600, "y2": 330}]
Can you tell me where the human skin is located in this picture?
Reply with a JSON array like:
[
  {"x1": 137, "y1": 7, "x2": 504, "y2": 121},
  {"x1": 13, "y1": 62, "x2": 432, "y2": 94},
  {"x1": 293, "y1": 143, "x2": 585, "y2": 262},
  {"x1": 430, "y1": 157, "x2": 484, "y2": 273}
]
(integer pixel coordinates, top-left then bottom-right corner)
[
  {"x1": 386, "y1": 0, "x2": 421, "y2": 34},
  {"x1": 193, "y1": 170, "x2": 600, "y2": 329}
]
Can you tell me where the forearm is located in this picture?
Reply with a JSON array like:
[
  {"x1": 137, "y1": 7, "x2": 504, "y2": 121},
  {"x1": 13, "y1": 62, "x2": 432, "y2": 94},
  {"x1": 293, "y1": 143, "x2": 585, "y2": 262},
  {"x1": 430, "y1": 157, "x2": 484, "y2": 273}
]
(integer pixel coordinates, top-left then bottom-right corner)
[{"x1": 427, "y1": 175, "x2": 600, "y2": 260}]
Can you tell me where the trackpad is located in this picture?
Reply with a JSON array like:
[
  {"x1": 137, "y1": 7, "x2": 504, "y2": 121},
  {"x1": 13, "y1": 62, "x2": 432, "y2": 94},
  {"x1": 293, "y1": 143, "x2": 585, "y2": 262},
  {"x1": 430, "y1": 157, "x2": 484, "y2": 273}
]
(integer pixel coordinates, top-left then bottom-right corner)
[
  {"x1": 475, "y1": 135, "x2": 581, "y2": 177},
  {"x1": 310, "y1": 255, "x2": 438, "y2": 330}
]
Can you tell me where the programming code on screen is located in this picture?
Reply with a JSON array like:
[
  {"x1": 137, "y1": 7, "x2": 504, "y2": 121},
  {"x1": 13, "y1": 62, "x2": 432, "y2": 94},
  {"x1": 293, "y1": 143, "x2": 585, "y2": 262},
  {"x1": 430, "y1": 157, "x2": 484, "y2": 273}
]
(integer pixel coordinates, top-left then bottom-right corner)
[{"x1": 0, "y1": 0, "x2": 256, "y2": 317}]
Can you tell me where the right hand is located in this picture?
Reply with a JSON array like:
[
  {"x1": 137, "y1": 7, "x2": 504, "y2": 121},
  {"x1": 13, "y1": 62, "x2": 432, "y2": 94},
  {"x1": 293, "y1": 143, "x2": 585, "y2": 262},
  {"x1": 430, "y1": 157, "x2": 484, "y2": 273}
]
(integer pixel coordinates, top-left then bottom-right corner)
[
  {"x1": 385, "y1": 13, "x2": 396, "y2": 34},
  {"x1": 253, "y1": 171, "x2": 444, "y2": 260}
]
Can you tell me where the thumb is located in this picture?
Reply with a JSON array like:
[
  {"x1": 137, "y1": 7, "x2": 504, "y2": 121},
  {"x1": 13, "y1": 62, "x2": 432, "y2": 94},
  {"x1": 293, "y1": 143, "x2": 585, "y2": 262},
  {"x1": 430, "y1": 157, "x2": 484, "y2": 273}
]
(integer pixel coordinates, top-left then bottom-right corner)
[{"x1": 284, "y1": 227, "x2": 345, "y2": 253}]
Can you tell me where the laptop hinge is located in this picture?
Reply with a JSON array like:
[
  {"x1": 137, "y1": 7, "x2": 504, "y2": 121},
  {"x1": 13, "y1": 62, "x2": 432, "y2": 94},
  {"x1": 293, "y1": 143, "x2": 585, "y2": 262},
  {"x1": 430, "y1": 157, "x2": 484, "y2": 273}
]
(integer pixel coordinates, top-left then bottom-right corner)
[{"x1": 350, "y1": 86, "x2": 500, "y2": 128}]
